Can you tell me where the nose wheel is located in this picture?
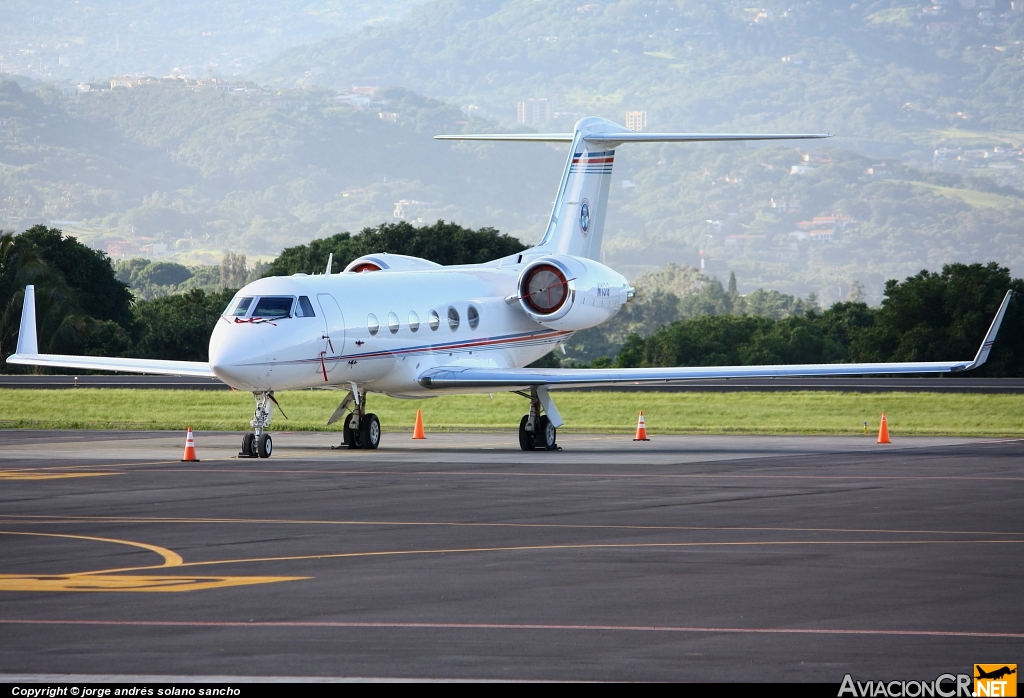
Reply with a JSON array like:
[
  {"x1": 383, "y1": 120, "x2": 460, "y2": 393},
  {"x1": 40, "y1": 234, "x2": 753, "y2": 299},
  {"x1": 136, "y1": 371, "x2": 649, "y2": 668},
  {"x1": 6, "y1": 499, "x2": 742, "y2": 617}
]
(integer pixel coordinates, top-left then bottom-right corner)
[
  {"x1": 239, "y1": 391, "x2": 276, "y2": 458},
  {"x1": 239, "y1": 432, "x2": 273, "y2": 458}
]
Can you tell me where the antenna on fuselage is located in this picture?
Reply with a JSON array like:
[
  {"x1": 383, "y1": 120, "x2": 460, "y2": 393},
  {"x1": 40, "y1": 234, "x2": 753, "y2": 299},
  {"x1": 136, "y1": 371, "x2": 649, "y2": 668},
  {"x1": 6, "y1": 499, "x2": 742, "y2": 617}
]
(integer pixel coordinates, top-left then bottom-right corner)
[{"x1": 325, "y1": 253, "x2": 334, "y2": 276}]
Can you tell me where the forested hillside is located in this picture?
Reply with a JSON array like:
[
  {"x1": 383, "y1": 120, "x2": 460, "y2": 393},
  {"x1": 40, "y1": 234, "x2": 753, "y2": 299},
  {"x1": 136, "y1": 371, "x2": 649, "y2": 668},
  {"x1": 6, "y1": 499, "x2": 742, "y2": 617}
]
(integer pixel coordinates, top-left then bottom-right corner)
[
  {"x1": 1, "y1": 0, "x2": 429, "y2": 82},
  {"x1": 261, "y1": 0, "x2": 1024, "y2": 147},
  {"x1": 4, "y1": 0, "x2": 1024, "y2": 303},
  {"x1": 0, "y1": 80, "x2": 564, "y2": 255}
]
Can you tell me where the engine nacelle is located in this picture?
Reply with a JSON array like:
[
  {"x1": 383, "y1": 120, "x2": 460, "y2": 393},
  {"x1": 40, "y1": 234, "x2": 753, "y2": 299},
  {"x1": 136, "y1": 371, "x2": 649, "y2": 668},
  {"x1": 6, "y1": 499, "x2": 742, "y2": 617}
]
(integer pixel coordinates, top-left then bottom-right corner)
[
  {"x1": 344, "y1": 253, "x2": 442, "y2": 273},
  {"x1": 515, "y1": 255, "x2": 631, "y2": 331}
]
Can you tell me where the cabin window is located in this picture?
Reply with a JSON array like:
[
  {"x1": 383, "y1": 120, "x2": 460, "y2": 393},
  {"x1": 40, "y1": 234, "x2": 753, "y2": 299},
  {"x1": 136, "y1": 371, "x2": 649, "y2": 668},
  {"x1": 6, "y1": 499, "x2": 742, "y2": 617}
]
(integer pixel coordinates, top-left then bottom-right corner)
[
  {"x1": 409, "y1": 311, "x2": 420, "y2": 333},
  {"x1": 428, "y1": 310, "x2": 440, "y2": 331},
  {"x1": 447, "y1": 306, "x2": 460, "y2": 331},
  {"x1": 251, "y1": 296, "x2": 294, "y2": 319},
  {"x1": 227, "y1": 296, "x2": 254, "y2": 317},
  {"x1": 367, "y1": 314, "x2": 379, "y2": 336},
  {"x1": 468, "y1": 304, "x2": 479, "y2": 330},
  {"x1": 295, "y1": 296, "x2": 316, "y2": 317},
  {"x1": 388, "y1": 312, "x2": 400, "y2": 334}
]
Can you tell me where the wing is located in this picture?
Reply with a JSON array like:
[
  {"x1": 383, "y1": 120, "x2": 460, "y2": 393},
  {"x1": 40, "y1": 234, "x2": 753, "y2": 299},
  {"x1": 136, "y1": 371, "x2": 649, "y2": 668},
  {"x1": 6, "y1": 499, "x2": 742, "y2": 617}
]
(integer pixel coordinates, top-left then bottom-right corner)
[
  {"x1": 6, "y1": 285, "x2": 216, "y2": 378},
  {"x1": 419, "y1": 291, "x2": 1013, "y2": 391}
]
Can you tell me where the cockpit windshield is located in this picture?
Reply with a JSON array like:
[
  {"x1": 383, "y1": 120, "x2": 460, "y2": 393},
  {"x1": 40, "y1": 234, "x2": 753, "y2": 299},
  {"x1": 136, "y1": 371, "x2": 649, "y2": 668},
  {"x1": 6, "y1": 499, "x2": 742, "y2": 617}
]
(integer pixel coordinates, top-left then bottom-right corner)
[
  {"x1": 227, "y1": 297, "x2": 254, "y2": 317},
  {"x1": 250, "y1": 296, "x2": 294, "y2": 318}
]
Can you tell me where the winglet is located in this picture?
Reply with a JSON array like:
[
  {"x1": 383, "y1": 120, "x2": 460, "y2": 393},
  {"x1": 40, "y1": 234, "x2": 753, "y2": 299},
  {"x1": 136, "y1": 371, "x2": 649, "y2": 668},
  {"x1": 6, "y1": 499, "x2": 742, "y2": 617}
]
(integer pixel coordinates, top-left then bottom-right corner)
[
  {"x1": 960, "y1": 290, "x2": 1013, "y2": 371},
  {"x1": 326, "y1": 253, "x2": 334, "y2": 276},
  {"x1": 14, "y1": 285, "x2": 38, "y2": 356}
]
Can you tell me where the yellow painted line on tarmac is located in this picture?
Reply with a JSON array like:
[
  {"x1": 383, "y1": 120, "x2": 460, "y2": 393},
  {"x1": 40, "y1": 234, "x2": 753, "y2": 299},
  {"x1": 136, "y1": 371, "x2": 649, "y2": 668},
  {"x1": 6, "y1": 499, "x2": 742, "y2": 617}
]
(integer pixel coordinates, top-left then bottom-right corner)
[
  {"x1": 0, "y1": 574, "x2": 305, "y2": 592},
  {"x1": 0, "y1": 470, "x2": 119, "y2": 480},
  {"x1": 0, "y1": 531, "x2": 307, "y2": 592},
  {"x1": 0, "y1": 531, "x2": 182, "y2": 569},
  {"x1": 96, "y1": 538, "x2": 1024, "y2": 576},
  {"x1": 2, "y1": 514, "x2": 1022, "y2": 537}
]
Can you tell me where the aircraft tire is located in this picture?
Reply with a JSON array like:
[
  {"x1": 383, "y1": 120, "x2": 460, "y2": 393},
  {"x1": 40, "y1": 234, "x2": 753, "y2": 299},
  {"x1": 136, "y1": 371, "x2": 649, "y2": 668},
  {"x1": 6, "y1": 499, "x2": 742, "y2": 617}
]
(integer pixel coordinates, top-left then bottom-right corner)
[
  {"x1": 518, "y1": 415, "x2": 536, "y2": 451},
  {"x1": 346, "y1": 420, "x2": 361, "y2": 449},
  {"x1": 537, "y1": 416, "x2": 557, "y2": 451},
  {"x1": 257, "y1": 433, "x2": 273, "y2": 458},
  {"x1": 241, "y1": 433, "x2": 256, "y2": 457},
  {"x1": 361, "y1": 413, "x2": 381, "y2": 450}
]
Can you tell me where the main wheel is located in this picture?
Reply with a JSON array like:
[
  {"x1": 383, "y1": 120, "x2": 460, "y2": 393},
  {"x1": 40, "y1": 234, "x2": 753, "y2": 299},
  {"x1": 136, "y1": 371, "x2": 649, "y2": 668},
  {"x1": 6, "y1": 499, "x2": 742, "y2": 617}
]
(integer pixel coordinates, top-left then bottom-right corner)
[
  {"x1": 241, "y1": 432, "x2": 256, "y2": 457},
  {"x1": 518, "y1": 415, "x2": 536, "y2": 451},
  {"x1": 360, "y1": 413, "x2": 381, "y2": 450},
  {"x1": 344, "y1": 415, "x2": 360, "y2": 448},
  {"x1": 257, "y1": 432, "x2": 273, "y2": 458},
  {"x1": 537, "y1": 415, "x2": 557, "y2": 451},
  {"x1": 346, "y1": 417, "x2": 362, "y2": 449}
]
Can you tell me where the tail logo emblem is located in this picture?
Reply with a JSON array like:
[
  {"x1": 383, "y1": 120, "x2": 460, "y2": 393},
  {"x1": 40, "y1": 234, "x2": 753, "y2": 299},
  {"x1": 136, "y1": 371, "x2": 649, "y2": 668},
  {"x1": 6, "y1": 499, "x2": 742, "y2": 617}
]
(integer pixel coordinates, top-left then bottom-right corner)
[{"x1": 579, "y1": 199, "x2": 590, "y2": 237}]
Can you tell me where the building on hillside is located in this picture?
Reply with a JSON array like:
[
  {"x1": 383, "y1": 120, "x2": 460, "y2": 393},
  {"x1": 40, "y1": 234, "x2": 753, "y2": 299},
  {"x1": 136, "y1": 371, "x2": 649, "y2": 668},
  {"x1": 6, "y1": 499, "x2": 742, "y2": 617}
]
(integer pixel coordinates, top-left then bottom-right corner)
[
  {"x1": 625, "y1": 111, "x2": 647, "y2": 131},
  {"x1": 790, "y1": 164, "x2": 816, "y2": 175},
  {"x1": 378, "y1": 112, "x2": 398, "y2": 123},
  {"x1": 517, "y1": 99, "x2": 552, "y2": 125},
  {"x1": 769, "y1": 198, "x2": 801, "y2": 212},
  {"x1": 393, "y1": 200, "x2": 429, "y2": 220},
  {"x1": 0, "y1": 120, "x2": 8, "y2": 138},
  {"x1": 808, "y1": 229, "x2": 834, "y2": 242},
  {"x1": 105, "y1": 240, "x2": 140, "y2": 257},
  {"x1": 797, "y1": 215, "x2": 853, "y2": 230},
  {"x1": 110, "y1": 76, "x2": 135, "y2": 89}
]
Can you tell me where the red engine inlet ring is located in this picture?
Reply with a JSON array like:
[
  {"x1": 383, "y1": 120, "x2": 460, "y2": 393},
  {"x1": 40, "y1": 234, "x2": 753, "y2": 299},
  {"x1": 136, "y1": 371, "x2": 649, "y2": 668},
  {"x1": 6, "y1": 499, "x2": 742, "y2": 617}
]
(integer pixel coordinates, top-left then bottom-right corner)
[
  {"x1": 520, "y1": 264, "x2": 569, "y2": 315},
  {"x1": 349, "y1": 262, "x2": 383, "y2": 273}
]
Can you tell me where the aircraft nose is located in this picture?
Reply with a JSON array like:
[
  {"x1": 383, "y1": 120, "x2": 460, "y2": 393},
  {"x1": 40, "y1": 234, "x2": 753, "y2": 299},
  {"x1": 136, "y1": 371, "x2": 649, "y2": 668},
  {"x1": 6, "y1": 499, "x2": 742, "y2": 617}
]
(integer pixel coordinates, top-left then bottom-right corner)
[{"x1": 209, "y1": 322, "x2": 268, "y2": 389}]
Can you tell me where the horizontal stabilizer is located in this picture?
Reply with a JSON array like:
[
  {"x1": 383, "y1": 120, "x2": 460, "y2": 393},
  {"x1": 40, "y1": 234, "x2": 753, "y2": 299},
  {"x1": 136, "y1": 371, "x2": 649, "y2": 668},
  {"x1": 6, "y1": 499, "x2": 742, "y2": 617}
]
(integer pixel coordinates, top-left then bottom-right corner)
[
  {"x1": 434, "y1": 133, "x2": 574, "y2": 142},
  {"x1": 434, "y1": 132, "x2": 831, "y2": 144},
  {"x1": 584, "y1": 132, "x2": 831, "y2": 144}
]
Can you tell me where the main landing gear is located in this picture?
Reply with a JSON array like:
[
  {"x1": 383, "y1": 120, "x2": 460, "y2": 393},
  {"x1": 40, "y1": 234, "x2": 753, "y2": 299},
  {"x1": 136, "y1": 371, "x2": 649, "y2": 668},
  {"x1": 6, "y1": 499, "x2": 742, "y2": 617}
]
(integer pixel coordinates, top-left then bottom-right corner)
[
  {"x1": 240, "y1": 391, "x2": 274, "y2": 458},
  {"x1": 331, "y1": 386, "x2": 381, "y2": 450},
  {"x1": 518, "y1": 387, "x2": 560, "y2": 451}
]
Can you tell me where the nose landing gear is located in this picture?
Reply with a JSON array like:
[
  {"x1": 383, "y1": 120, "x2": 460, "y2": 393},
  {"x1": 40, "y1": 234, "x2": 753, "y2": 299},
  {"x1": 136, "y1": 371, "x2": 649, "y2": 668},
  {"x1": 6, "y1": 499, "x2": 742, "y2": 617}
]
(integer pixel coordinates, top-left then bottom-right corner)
[{"x1": 240, "y1": 391, "x2": 275, "y2": 458}]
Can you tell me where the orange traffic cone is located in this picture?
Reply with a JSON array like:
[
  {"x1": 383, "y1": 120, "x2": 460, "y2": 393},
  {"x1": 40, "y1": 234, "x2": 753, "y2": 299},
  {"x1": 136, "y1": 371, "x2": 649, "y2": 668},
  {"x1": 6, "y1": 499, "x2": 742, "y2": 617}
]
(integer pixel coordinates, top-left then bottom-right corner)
[
  {"x1": 412, "y1": 409, "x2": 426, "y2": 440},
  {"x1": 181, "y1": 426, "x2": 200, "y2": 461},
  {"x1": 633, "y1": 411, "x2": 650, "y2": 441},
  {"x1": 877, "y1": 413, "x2": 891, "y2": 444}
]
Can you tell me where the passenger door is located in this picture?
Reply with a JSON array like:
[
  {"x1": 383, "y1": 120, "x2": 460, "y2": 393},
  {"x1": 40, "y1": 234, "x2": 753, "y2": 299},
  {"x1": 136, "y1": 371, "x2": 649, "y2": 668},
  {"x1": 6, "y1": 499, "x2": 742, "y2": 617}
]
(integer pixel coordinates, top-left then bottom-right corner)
[{"x1": 316, "y1": 294, "x2": 346, "y2": 374}]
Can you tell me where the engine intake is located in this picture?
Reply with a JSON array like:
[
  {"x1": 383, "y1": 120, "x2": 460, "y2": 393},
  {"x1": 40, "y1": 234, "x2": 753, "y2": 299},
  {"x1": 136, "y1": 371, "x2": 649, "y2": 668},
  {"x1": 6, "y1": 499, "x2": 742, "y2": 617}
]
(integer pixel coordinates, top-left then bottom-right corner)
[
  {"x1": 514, "y1": 255, "x2": 629, "y2": 331},
  {"x1": 520, "y1": 263, "x2": 571, "y2": 316}
]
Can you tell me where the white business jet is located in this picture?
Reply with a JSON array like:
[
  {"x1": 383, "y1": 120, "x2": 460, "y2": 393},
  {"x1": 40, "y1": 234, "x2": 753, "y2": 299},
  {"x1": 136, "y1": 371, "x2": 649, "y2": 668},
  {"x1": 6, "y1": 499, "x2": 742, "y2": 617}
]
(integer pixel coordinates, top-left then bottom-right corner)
[{"x1": 8, "y1": 117, "x2": 1013, "y2": 457}]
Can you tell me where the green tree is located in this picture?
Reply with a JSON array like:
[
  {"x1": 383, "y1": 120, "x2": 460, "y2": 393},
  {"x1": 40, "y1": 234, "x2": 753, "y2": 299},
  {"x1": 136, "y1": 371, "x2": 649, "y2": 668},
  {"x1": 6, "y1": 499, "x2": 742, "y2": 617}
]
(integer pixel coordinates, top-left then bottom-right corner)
[
  {"x1": 853, "y1": 263, "x2": 1024, "y2": 375},
  {"x1": 266, "y1": 221, "x2": 527, "y2": 276},
  {"x1": 135, "y1": 261, "x2": 192, "y2": 288},
  {"x1": 132, "y1": 288, "x2": 237, "y2": 362},
  {"x1": 16, "y1": 226, "x2": 133, "y2": 328}
]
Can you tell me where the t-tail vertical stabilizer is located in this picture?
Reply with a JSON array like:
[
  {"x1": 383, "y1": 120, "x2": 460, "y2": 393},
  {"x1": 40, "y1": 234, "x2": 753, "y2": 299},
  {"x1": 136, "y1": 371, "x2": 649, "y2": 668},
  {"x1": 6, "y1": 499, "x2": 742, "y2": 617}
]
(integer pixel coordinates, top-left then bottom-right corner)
[
  {"x1": 532, "y1": 117, "x2": 622, "y2": 260},
  {"x1": 435, "y1": 118, "x2": 830, "y2": 262}
]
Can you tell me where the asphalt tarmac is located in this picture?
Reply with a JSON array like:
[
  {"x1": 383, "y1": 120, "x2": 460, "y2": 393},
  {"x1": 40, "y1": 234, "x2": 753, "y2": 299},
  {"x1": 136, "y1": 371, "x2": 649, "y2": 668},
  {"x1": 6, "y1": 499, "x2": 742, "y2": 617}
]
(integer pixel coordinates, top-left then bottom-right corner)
[{"x1": 0, "y1": 430, "x2": 1021, "y2": 682}]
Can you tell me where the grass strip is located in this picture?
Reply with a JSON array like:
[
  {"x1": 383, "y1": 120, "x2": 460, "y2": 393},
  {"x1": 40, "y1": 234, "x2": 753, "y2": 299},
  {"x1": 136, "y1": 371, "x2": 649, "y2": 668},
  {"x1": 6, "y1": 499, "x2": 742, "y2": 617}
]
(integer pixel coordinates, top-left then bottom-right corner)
[{"x1": 1, "y1": 389, "x2": 1023, "y2": 436}]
